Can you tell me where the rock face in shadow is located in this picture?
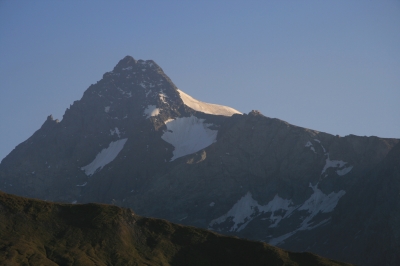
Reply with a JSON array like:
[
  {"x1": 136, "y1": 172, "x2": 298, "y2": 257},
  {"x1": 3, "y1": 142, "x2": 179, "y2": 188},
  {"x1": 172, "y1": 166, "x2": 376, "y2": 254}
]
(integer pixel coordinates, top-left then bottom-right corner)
[
  {"x1": 0, "y1": 192, "x2": 352, "y2": 266},
  {"x1": 0, "y1": 56, "x2": 398, "y2": 265}
]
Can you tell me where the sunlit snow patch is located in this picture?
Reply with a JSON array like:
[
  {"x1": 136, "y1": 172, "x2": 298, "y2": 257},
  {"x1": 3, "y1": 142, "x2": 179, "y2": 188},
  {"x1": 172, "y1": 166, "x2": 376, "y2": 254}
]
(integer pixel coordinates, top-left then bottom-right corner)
[
  {"x1": 143, "y1": 105, "x2": 160, "y2": 118},
  {"x1": 159, "y1": 92, "x2": 168, "y2": 104},
  {"x1": 177, "y1": 89, "x2": 242, "y2": 116},
  {"x1": 161, "y1": 116, "x2": 217, "y2": 161},
  {"x1": 81, "y1": 138, "x2": 128, "y2": 176}
]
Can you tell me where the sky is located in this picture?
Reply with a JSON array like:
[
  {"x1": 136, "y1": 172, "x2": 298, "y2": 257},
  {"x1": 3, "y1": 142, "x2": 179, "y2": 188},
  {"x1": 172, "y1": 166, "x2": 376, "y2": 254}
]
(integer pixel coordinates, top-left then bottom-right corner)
[{"x1": 1, "y1": 0, "x2": 399, "y2": 161}]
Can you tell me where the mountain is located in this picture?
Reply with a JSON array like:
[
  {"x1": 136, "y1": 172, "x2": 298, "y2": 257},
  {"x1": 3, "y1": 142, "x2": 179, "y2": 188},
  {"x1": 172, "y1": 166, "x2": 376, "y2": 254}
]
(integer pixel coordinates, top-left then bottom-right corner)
[
  {"x1": 0, "y1": 56, "x2": 399, "y2": 265},
  {"x1": 0, "y1": 191, "x2": 352, "y2": 266}
]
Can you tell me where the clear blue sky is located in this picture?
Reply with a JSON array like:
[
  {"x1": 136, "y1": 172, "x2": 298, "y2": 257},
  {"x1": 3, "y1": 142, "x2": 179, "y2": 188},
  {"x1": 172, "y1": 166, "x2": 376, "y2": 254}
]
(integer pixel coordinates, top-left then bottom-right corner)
[{"x1": 1, "y1": 0, "x2": 399, "y2": 161}]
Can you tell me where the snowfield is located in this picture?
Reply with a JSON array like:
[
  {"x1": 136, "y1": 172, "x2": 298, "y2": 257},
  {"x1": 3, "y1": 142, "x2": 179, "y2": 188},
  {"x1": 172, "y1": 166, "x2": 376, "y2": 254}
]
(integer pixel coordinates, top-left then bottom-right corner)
[
  {"x1": 161, "y1": 116, "x2": 218, "y2": 161},
  {"x1": 177, "y1": 89, "x2": 242, "y2": 116}
]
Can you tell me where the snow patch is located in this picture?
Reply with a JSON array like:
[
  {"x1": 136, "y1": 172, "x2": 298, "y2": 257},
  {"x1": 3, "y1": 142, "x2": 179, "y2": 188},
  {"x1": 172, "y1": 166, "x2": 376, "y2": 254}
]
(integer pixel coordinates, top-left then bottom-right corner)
[
  {"x1": 210, "y1": 202, "x2": 215, "y2": 207},
  {"x1": 209, "y1": 192, "x2": 295, "y2": 232},
  {"x1": 117, "y1": 87, "x2": 132, "y2": 98},
  {"x1": 299, "y1": 183, "x2": 346, "y2": 215},
  {"x1": 110, "y1": 127, "x2": 121, "y2": 138},
  {"x1": 312, "y1": 141, "x2": 353, "y2": 176},
  {"x1": 143, "y1": 105, "x2": 160, "y2": 118},
  {"x1": 81, "y1": 138, "x2": 128, "y2": 176},
  {"x1": 178, "y1": 89, "x2": 241, "y2": 117},
  {"x1": 209, "y1": 183, "x2": 346, "y2": 241},
  {"x1": 76, "y1": 182, "x2": 87, "y2": 187},
  {"x1": 164, "y1": 118, "x2": 174, "y2": 124},
  {"x1": 159, "y1": 93, "x2": 168, "y2": 104},
  {"x1": 305, "y1": 141, "x2": 316, "y2": 153},
  {"x1": 336, "y1": 166, "x2": 353, "y2": 176},
  {"x1": 161, "y1": 116, "x2": 217, "y2": 161},
  {"x1": 269, "y1": 183, "x2": 345, "y2": 245},
  {"x1": 105, "y1": 106, "x2": 110, "y2": 113},
  {"x1": 321, "y1": 153, "x2": 352, "y2": 175}
]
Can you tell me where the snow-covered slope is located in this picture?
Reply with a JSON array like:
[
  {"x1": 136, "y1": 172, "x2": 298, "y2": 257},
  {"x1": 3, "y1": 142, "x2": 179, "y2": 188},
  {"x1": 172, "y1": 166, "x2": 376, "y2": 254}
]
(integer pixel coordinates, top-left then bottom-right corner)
[
  {"x1": 161, "y1": 116, "x2": 217, "y2": 161},
  {"x1": 81, "y1": 138, "x2": 128, "y2": 176},
  {"x1": 177, "y1": 89, "x2": 241, "y2": 116}
]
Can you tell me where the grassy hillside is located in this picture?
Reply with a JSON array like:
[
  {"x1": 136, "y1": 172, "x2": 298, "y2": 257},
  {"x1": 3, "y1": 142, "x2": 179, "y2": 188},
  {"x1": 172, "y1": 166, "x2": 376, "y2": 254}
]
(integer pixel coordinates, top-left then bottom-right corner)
[{"x1": 0, "y1": 191, "x2": 352, "y2": 266}]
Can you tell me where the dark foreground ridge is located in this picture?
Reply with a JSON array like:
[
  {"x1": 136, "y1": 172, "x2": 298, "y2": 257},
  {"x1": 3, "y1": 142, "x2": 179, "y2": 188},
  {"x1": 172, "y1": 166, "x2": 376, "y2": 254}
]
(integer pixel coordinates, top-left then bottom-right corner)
[{"x1": 0, "y1": 192, "x2": 352, "y2": 266}]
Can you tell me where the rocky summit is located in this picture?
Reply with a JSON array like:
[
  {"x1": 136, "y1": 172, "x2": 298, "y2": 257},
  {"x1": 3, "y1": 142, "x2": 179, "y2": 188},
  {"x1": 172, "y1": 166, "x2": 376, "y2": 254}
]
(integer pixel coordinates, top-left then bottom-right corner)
[{"x1": 1, "y1": 56, "x2": 399, "y2": 265}]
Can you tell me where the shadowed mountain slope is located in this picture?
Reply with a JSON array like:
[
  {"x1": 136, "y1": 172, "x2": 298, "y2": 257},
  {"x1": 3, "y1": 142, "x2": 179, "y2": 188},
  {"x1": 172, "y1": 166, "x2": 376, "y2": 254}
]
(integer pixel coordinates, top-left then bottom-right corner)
[
  {"x1": 0, "y1": 56, "x2": 398, "y2": 265},
  {"x1": 0, "y1": 192, "x2": 352, "y2": 266}
]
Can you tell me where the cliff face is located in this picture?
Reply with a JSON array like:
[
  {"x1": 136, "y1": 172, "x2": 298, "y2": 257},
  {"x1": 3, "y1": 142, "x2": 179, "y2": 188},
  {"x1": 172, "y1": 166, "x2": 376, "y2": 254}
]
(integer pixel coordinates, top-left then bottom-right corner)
[{"x1": 0, "y1": 56, "x2": 398, "y2": 265}]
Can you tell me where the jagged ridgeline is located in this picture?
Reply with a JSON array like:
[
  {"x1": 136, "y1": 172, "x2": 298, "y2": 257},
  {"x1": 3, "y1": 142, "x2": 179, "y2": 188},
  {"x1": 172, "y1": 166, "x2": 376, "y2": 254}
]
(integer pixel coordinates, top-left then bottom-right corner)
[
  {"x1": 0, "y1": 56, "x2": 399, "y2": 265},
  {"x1": 0, "y1": 192, "x2": 352, "y2": 266}
]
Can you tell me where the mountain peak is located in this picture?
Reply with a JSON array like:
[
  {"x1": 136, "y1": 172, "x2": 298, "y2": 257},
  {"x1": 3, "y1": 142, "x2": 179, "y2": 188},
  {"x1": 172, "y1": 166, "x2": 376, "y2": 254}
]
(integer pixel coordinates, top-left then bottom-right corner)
[
  {"x1": 113, "y1": 55, "x2": 137, "y2": 72},
  {"x1": 112, "y1": 56, "x2": 161, "y2": 74}
]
